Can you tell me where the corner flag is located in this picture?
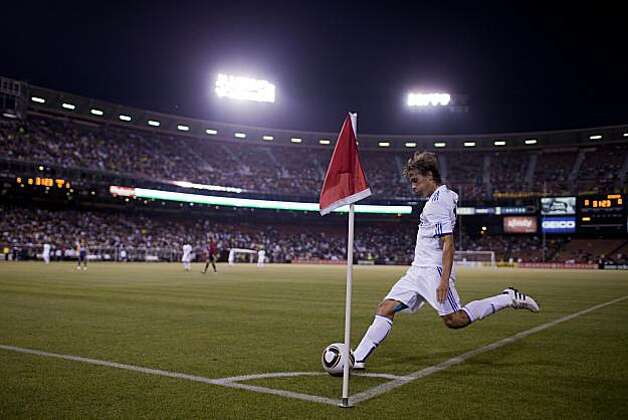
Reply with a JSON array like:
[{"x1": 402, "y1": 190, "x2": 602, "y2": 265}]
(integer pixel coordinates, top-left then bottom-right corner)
[
  {"x1": 319, "y1": 113, "x2": 371, "y2": 215},
  {"x1": 319, "y1": 113, "x2": 370, "y2": 408}
]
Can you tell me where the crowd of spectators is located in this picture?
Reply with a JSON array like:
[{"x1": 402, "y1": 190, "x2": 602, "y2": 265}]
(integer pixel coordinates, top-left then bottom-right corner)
[
  {"x1": 1, "y1": 114, "x2": 626, "y2": 201},
  {"x1": 532, "y1": 149, "x2": 578, "y2": 194},
  {"x1": 576, "y1": 143, "x2": 627, "y2": 194},
  {"x1": 0, "y1": 206, "x2": 417, "y2": 264}
]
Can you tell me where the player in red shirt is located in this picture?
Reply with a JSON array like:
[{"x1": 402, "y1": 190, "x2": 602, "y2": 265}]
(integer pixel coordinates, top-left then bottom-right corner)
[{"x1": 202, "y1": 236, "x2": 218, "y2": 273}]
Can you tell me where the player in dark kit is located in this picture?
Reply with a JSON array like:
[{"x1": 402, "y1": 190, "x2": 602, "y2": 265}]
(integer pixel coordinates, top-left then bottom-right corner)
[{"x1": 202, "y1": 237, "x2": 218, "y2": 273}]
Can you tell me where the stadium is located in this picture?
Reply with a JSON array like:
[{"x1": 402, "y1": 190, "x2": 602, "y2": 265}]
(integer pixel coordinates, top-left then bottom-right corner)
[{"x1": 1, "y1": 4, "x2": 627, "y2": 418}]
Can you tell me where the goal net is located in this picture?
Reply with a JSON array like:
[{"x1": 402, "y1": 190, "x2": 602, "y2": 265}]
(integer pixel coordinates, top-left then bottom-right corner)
[
  {"x1": 454, "y1": 250, "x2": 496, "y2": 268},
  {"x1": 227, "y1": 248, "x2": 257, "y2": 265}
]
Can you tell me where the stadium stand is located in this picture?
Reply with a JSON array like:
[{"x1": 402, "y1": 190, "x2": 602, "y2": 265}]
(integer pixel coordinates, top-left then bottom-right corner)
[{"x1": 2, "y1": 112, "x2": 627, "y2": 199}]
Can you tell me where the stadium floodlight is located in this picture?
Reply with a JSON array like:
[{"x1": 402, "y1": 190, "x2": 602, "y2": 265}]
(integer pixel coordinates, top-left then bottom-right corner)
[
  {"x1": 90, "y1": 108, "x2": 104, "y2": 116},
  {"x1": 378, "y1": 141, "x2": 390, "y2": 147},
  {"x1": 177, "y1": 124, "x2": 190, "y2": 132},
  {"x1": 2, "y1": 112, "x2": 17, "y2": 119},
  {"x1": 589, "y1": 134, "x2": 602, "y2": 140},
  {"x1": 624, "y1": 133, "x2": 628, "y2": 137},
  {"x1": 262, "y1": 135, "x2": 274, "y2": 141},
  {"x1": 434, "y1": 142, "x2": 447, "y2": 148},
  {"x1": 234, "y1": 132, "x2": 246, "y2": 139},
  {"x1": 319, "y1": 139, "x2": 331, "y2": 145},
  {"x1": 405, "y1": 142, "x2": 417, "y2": 148},
  {"x1": 148, "y1": 120, "x2": 161, "y2": 127},
  {"x1": 119, "y1": 114, "x2": 132, "y2": 122},
  {"x1": 407, "y1": 92, "x2": 451, "y2": 107},
  {"x1": 463, "y1": 141, "x2": 476, "y2": 147},
  {"x1": 62, "y1": 102, "x2": 76, "y2": 110},
  {"x1": 494, "y1": 140, "x2": 507, "y2": 146},
  {"x1": 205, "y1": 128, "x2": 218, "y2": 135},
  {"x1": 215, "y1": 73, "x2": 276, "y2": 103},
  {"x1": 31, "y1": 96, "x2": 46, "y2": 104},
  {"x1": 524, "y1": 139, "x2": 538, "y2": 145},
  {"x1": 290, "y1": 137, "x2": 302, "y2": 143}
]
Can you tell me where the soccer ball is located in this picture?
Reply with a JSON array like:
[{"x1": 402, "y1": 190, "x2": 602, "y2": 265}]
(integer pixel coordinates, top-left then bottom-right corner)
[{"x1": 321, "y1": 342, "x2": 355, "y2": 376}]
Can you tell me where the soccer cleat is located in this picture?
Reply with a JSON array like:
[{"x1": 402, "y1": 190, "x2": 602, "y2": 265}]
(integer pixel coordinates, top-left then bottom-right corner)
[
  {"x1": 502, "y1": 287, "x2": 540, "y2": 312},
  {"x1": 353, "y1": 361, "x2": 366, "y2": 370}
]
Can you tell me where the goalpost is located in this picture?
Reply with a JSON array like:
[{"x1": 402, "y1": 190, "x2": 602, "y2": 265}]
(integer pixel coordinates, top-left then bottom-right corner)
[
  {"x1": 454, "y1": 250, "x2": 496, "y2": 268},
  {"x1": 227, "y1": 248, "x2": 257, "y2": 265}
]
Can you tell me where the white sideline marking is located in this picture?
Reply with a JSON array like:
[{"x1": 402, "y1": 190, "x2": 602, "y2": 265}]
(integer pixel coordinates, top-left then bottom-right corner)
[
  {"x1": 0, "y1": 345, "x2": 339, "y2": 405},
  {"x1": 1, "y1": 295, "x2": 626, "y2": 407},
  {"x1": 349, "y1": 294, "x2": 628, "y2": 405}
]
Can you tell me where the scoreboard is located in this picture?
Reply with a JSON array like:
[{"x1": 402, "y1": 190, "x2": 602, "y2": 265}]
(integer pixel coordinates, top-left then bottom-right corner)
[
  {"x1": 578, "y1": 194, "x2": 625, "y2": 234},
  {"x1": 16, "y1": 176, "x2": 71, "y2": 189}
]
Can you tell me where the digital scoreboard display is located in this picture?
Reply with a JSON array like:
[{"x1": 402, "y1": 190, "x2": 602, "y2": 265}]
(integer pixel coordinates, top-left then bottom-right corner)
[
  {"x1": 578, "y1": 194, "x2": 625, "y2": 233},
  {"x1": 16, "y1": 176, "x2": 71, "y2": 189}
]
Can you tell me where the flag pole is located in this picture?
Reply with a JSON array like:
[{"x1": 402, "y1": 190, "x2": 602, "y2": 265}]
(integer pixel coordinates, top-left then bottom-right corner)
[
  {"x1": 318, "y1": 111, "x2": 368, "y2": 408},
  {"x1": 340, "y1": 112, "x2": 358, "y2": 408},
  {"x1": 340, "y1": 202, "x2": 354, "y2": 407}
]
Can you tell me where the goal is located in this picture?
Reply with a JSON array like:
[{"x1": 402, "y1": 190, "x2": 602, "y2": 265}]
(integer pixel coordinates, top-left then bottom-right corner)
[
  {"x1": 227, "y1": 248, "x2": 258, "y2": 265},
  {"x1": 454, "y1": 250, "x2": 496, "y2": 268}
]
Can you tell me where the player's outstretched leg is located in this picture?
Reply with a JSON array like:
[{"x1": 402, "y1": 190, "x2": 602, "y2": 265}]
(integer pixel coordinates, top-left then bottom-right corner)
[
  {"x1": 211, "y1": 258, "x2": 217, "y2": 272},
  {"x1": 202, "y1": 260, "x2": 209, "y2": 274},
  {"x1": 454, "y1": 287, "x2": 540, "y2": 326},
  {"x1": 353, "y1": 300, "x2": 406, "y2": 370}
]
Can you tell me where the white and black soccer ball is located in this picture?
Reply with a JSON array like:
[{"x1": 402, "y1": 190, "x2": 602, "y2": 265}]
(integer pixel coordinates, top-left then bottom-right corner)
[{"x1": 321, "y1": 342, "x2": 355, "y2": 376}]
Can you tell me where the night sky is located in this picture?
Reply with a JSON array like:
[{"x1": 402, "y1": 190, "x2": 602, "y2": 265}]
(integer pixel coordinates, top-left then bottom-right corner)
[{"x1": 2, "y1": 1, "x2": 627, "y2": 135}]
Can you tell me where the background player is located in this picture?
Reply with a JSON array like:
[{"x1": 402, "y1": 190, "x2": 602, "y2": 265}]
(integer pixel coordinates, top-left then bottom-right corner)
[
  {"x1": 182, "y1": 242, "x2": 192, "y2": 271},
  {"x1": 42, "y1": 241, "x2": 51, "y2": 264},
  {"x1": 257, "y1": 247, "x2": 265, "y2": 268},
  {"x1": 202, "y1": 236, "x2": 218, "y2": 273},
  {"x1": 76, "y1": 238, "x2": 88, "y2": 271},
  {"x1": 353, "y1": 152, "x2": 540, "y2": 369}
]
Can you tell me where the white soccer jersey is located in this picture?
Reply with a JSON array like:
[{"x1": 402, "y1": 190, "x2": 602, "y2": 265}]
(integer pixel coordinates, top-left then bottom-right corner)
[
  {"x1": 182, "y1": 244, "x2": 192, "y2": 262},
  {"x1": 43, "y1": 244, "x2": 51, "y2": 255},
  {"x1": 412, "y1": 185, "x2": 458, "y2": 268}
]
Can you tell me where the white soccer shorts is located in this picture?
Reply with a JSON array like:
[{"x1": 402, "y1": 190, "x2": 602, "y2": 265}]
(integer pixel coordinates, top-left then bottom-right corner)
[{"x1": 384, "y1": 265, "x2": 462, "y2": 316}]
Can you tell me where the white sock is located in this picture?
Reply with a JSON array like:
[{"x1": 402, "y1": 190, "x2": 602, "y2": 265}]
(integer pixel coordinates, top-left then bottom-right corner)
[
  {"x1": 354, "y1": 315, "x2": 393, "y2": 363},
  {"x1": 462, "y1": 293, "x2": 512, "y2": 323}
]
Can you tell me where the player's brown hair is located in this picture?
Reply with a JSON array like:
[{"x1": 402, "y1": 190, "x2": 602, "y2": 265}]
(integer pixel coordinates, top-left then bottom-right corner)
[{"x1": 403, "y1": 151, "x2": 441, "y2": 183}]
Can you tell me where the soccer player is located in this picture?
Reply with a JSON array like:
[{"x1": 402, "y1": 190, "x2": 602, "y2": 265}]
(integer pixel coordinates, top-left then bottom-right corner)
[
  {"x1": 182, "y1": 243, "x2": 192, "y2": 271},
  {"x1": 353, "y1": 152, "x2": 540, "y2": 370},
  {"x1": 257, "y1": 248, "x2": 266, "y2": 268},
  {"x1": 42, "y1": 241, "x2": 51, "y2": 264},
  {"x1": 202, "y1": 236, "x2": 218, "y2": 273},
  {"x1": 76, "y1": 238, "x2": 88, "y2": 270}
]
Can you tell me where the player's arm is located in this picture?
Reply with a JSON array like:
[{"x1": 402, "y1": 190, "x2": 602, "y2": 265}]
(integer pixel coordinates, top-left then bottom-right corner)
[{"x1": 437, "y1": 234, "x2": 455, "y2": 304}]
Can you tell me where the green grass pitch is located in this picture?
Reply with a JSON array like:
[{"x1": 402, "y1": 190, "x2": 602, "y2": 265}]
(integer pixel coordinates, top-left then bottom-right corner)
[{"x1": 1, "y1": 262, "x2": 627, "y2": 419}]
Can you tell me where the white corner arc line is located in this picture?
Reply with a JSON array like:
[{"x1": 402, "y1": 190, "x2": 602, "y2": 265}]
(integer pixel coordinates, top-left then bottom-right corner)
[
  {"x1": 212, "y1": 381, "x2": 339, "y2": 405},
  {"x1": 349, "y1": 294, "x2": 628, "y2": 405},
  {"x1": 213, "y1": 371, "x2": 409, "y2": 383}
]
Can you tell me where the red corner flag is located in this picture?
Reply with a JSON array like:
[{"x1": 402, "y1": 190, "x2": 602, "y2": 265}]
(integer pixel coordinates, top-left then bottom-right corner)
[{"x1": 319, "y1": 113, "x2": 371, "y2": 215}]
